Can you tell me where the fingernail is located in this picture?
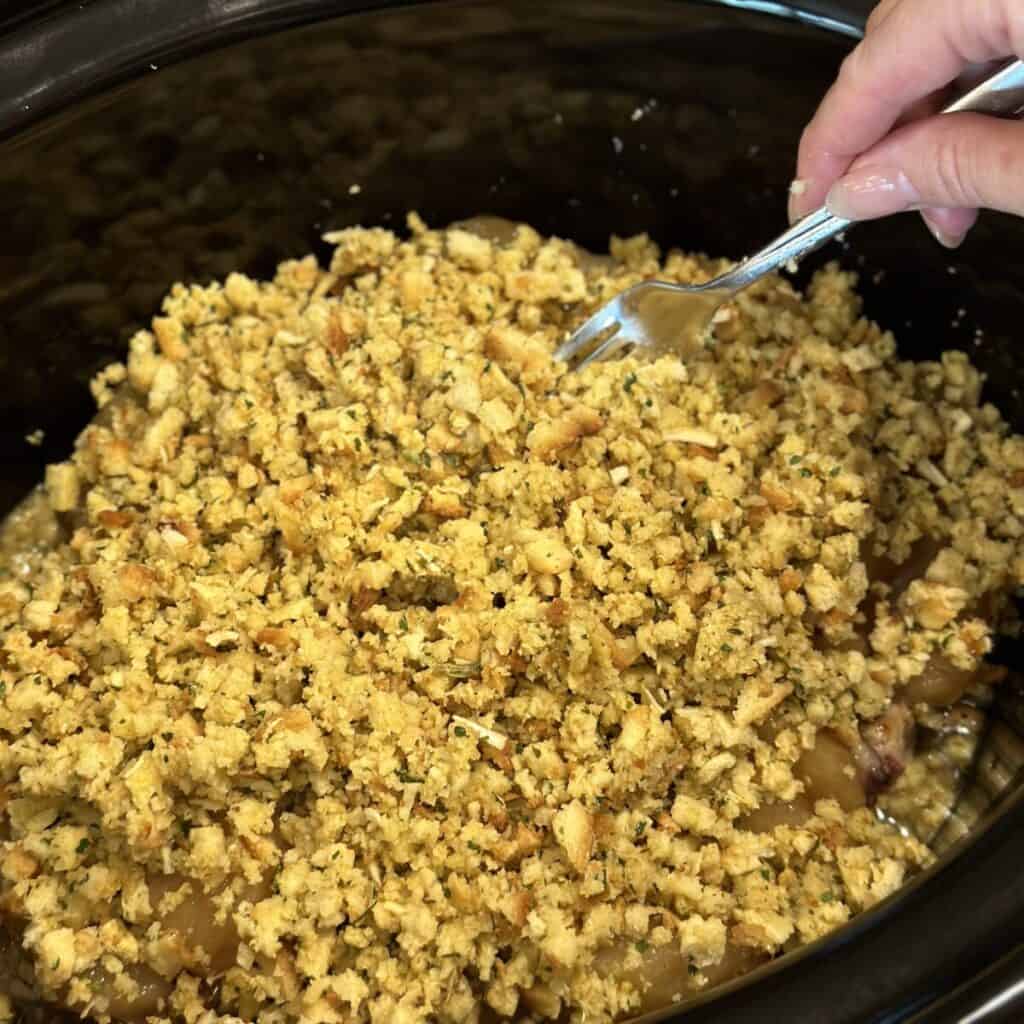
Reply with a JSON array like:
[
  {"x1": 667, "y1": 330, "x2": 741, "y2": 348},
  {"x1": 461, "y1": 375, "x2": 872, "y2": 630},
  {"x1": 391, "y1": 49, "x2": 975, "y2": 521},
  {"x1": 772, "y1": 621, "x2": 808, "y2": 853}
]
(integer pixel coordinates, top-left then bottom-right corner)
[
  {"x1": 921, "y1": 210, "x2": 966, "y2": 249},
  {"x1": 825, "y1": 167, "x2": 920, "y2": 221},
  {"x1": 788, "y1": 178, "x2": 809, "y2": 224}
]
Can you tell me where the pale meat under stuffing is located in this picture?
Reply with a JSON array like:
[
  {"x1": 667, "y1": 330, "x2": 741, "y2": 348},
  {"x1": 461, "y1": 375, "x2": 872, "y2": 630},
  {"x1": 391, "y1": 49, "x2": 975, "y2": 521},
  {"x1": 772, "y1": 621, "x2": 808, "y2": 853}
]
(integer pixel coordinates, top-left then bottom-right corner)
[{"x1": 1, "y1": 215, "x2": 1022, "y2": 1024}]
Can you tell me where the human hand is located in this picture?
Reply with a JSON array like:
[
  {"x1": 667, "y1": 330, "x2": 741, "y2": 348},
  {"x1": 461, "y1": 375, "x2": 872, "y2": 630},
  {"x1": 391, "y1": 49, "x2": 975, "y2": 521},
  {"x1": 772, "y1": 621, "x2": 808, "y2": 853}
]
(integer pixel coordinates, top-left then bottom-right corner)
[{"x1": 789, "y1": 0, "x2": 1024, "y2": 248}]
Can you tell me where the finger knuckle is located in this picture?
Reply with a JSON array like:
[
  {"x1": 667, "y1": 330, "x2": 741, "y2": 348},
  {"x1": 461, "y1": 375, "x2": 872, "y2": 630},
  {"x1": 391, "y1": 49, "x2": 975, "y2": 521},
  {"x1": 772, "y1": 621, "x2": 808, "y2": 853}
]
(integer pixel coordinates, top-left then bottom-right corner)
[
  {"x1": 797, "y1": 121, "x2": 817, "y2": 157},
  {"x1": 865, "y1": 0, "x2": 901, "y2": 33},
  {"x1": 989, "y1": 132, "x2": 1024, "y2": 212},
  {"x1": 796, "y1": 114, "x2": 829, "y2": 167},
  {"x1": 932, "y1": 132, "x2": 977, "y2": 207},
  {"x1": 836, "y1": 45, "x2": 867, "y2": 89}
]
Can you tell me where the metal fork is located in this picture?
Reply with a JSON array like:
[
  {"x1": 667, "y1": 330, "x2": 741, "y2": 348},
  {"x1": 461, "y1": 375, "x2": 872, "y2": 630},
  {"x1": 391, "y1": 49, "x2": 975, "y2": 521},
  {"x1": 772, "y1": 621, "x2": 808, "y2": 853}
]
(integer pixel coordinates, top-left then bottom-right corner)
[{"x1": 554, "y1": 58, "x2": 1024, "y2": 372}]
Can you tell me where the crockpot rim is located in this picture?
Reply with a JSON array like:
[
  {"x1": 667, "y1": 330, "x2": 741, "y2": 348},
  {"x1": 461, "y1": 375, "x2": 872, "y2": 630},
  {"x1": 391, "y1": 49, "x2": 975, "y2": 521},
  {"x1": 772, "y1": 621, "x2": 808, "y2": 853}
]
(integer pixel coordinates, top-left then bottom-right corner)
[{"x1": 0, "y1": 0, "x2": 868, "y2": 143}]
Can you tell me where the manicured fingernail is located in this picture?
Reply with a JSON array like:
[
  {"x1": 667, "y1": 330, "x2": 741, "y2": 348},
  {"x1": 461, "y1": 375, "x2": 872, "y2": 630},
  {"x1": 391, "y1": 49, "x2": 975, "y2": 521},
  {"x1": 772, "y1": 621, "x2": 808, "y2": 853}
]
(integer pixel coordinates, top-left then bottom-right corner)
[
  {"x1": 825, "y1": 168, "x2": 920, "y2": 221},
  {"x1": 788, "y1": 178, "x2": 809, "y2": 224},
  {"x1": 921, "y1": 210, "x2": 966, "y2": 249}
]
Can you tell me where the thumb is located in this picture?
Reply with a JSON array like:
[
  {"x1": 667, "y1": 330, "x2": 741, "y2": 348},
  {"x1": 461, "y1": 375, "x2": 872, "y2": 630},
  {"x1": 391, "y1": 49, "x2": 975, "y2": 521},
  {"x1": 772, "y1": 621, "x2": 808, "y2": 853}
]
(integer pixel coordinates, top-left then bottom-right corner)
[{"x1": 824, "y1": 112, "x2": 1024, "y2": 227}]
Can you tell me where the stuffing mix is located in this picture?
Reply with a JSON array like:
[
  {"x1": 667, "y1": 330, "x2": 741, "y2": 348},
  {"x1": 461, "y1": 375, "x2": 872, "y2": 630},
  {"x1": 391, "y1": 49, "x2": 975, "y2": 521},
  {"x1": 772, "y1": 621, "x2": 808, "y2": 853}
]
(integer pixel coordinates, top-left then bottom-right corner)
[{"x1": 1, "y1": 215, "x2": 1022, "y2": 1024}]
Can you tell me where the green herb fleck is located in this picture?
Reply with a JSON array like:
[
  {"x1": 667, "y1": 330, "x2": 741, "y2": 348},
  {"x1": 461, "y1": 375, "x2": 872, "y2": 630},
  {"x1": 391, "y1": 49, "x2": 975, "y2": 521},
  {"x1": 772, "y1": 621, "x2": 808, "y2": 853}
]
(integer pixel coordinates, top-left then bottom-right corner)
[
  {"x1": 445, "y1": 661, "x2": 482, "y2": 679},
  {"x1": 635, "y1": 940, "x2": 650, "y2": 954},
  {"x1": 623, "y1": 372, "x2": 637, "y2": 394},
  {"x1": 399, "y1": 615, "x2": 409, "y2": 632},
  {"x1": 760, "y1": 867, "x2": 771, "y2": 881},
  {"x1": 76, "y1": 838, "x2": 89, "y2": 855},
  {"x1": 829, "y1": 466, "x2": 841, "y2": 477},
  {"x1": 354, "y1": 898, "x2": 378, "y2": 925},
  {"x1": 467, "y1": 840, "x2": 481, "y2": 853},
  {"x1": 720, "y1": 643, "x2": 733, "y2": 653},
  {"x1": 398, "y1": 770, "x2": 425, "y2": 784},
  {"x1": 799, "y1": 468, "x2": 813, "y2": 478},
  {"x1": 789, "y1": 455, "x2": 802, "y2": 465},
  {"x1": 454, "y1": 725, "x2": 467, "y2": 738},
  {"x1": 635, "y1": 821, "x2": 647, "y2": 838},
  {"x1": 821, "y1": 891, "x2": 835, "y2": 903}
]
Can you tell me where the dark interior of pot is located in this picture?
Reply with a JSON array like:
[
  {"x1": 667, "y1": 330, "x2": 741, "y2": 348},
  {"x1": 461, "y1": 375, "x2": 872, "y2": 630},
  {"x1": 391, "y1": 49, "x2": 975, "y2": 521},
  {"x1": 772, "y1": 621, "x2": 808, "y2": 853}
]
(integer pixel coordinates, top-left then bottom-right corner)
[{"x1": 3, "y1": 1, "x2": 1024, "y2": 1021}]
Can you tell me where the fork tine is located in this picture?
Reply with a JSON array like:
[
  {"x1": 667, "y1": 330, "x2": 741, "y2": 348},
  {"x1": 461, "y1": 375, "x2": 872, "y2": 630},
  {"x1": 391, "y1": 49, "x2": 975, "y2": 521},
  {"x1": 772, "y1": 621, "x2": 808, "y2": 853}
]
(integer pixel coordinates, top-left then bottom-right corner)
[
  {"x1": 553, "y1": 301, "x2": 622, "y2": 363},
  {"x1": 574, "y1": 328, "x2": 631, "y2": 371}
]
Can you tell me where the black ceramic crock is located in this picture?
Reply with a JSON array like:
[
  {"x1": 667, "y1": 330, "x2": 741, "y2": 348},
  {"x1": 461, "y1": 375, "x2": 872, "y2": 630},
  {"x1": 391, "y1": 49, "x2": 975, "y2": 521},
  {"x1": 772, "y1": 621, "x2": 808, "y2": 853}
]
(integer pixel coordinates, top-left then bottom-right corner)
[{"x1": 2, "y1": 2, "x2": 1024, "y2": 1022}]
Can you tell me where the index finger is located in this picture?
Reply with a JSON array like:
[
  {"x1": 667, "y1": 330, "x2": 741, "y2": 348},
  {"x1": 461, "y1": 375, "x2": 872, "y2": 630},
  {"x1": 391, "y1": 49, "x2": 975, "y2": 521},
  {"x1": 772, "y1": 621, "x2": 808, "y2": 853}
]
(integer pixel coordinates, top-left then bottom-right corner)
[{"x1": 794, "y1": 0, "x2": 1019, "y2": 211}]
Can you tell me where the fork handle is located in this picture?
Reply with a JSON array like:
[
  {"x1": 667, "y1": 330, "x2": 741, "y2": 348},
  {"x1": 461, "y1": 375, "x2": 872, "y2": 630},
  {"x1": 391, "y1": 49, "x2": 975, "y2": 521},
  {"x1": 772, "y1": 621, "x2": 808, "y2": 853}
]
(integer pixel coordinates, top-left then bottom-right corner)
[{"x1": 723, "y1": 57, "x2": 1024, "y2": 294}]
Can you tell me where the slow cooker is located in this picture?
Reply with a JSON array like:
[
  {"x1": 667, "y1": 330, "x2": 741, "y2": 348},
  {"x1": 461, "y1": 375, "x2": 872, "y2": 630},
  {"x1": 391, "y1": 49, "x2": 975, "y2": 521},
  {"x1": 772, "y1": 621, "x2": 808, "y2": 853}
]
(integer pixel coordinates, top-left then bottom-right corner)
[{"x1": 2, "y1": 1, "x2": 1024, "y2": 1021}]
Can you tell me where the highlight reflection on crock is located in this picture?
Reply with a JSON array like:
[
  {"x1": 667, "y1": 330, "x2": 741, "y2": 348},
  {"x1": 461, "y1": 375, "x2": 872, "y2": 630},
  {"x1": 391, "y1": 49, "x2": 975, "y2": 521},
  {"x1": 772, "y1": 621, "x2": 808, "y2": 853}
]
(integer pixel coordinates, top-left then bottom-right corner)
[{"x1": 0, "y1": 215, "x2": 1019, "y2": 1023}]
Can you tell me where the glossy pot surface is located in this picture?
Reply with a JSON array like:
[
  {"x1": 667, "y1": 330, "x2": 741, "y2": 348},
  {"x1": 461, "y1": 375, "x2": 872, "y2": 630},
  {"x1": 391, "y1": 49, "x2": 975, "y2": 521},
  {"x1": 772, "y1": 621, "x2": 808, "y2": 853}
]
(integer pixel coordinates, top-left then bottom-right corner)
[{"x1": 2, "y1": 2, "x2": 1024, "y2": 1022}]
